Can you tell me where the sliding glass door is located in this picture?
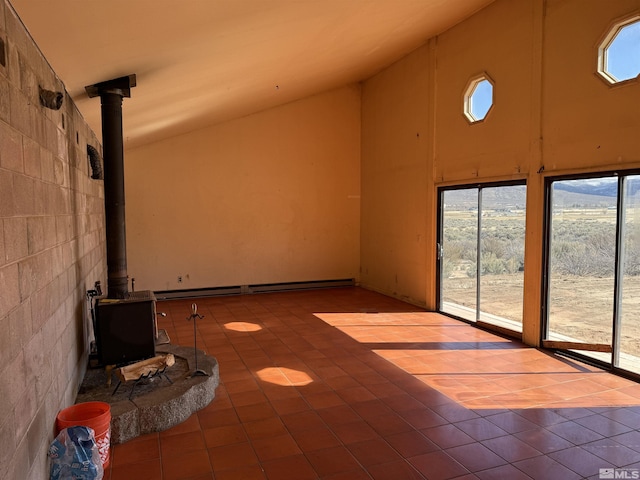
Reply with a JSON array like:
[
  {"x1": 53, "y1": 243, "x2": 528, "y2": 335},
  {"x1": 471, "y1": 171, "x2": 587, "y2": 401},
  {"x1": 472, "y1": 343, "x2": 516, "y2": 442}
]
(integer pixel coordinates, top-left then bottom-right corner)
[
  {"x1": 438, "y1": 183, "x2": 526, "y2": 332},
  {"x1": 543, "y1": 173, "x2": 640, "y2": 375}
]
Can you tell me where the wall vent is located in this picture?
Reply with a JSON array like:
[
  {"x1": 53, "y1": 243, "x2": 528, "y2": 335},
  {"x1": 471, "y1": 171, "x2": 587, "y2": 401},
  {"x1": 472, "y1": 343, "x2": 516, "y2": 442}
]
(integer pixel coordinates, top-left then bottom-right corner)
[{"x1": 0, "y1": 37, "x2": 5, "y2": 67}]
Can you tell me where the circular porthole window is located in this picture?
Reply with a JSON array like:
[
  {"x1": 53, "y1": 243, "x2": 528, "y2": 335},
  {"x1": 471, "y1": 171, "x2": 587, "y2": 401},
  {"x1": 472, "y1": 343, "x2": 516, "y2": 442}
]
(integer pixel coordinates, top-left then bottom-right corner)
[
  {"x1": 598, "y1": 16, "x2": 640, "y2": 84},
  {"x1": 464, "y1": 75, "x2": 494, "y2": 123}
]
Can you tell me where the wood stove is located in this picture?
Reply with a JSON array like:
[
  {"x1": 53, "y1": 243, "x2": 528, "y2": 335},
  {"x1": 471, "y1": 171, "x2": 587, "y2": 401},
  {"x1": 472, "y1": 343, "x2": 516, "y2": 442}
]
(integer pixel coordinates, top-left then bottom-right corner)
[
  {"x1": 95, "y1": 290, "x2": 157, "y2": 366},
  {"x1": 86, "y1": 75, "x2": 158, "y2": 366}
]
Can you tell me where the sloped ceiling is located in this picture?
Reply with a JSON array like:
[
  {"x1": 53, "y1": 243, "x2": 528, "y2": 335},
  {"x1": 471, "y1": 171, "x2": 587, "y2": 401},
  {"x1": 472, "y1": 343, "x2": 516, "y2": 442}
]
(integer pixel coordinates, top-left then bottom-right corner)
[{"x1": 10, "y1": 0, "x2": 494, "y2": 149}]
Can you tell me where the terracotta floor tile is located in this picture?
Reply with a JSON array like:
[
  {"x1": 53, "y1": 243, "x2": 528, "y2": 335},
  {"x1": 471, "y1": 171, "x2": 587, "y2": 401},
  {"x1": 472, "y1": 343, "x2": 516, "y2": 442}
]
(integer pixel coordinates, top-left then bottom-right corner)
[
  {"x1": 235, "y1": 402, "x2": 277, "y2": 423},
  {"x1": 482, "y1": 434, "x2": 541, "y2": 462},
  {"x1": 109, "y1": 458, "x2": 162, "y2": 480},
  {"x1": 548, "y1": 445, "x2": 613, "y2": 478},
  {"x1": 111, "y1": 434, "x2": 159, "y2": 467},
  {"x1": 445, "y1": 443, "x2": 507, "y2": 472},
  {"x1": 321, "y1": 469, "x2": 371, "y2": 480},
  {"x1": 454, "y1": 417, "x2": 509, "y2": 441},
  {"x1": 203, "y1": 424, "x2": 247, "y2": 448},
  {"x1": 385, "y1": 430, "x2": 439, "y2": 457},
  {"x1": 513, "y1": 454, "x2": 583, "y2": 480},
  {"x1": 316, "y1": 405, "x2": 361, "y2": 426},
  {"x1": 243, "y1": 416, "x2": 288, "y2": 440},
  {"x1": 208, "y1": 442, "x2": 259, "y2": 471},
  {"x1": 252, "y1": 433, "x2": 302, "y2": 461},
  {"x1": 159, "y1": 430, "x2": 206, "y2": 458},
  {"x1": 304, "y1": 390, "x2": 347, "y2": 409},
  {"x1": 261, "y1": 454, "x2": 317, "y2": 480},
  {"x1": 305, "y1": 445, "x2": 362, "y2": 477},
  {"x1": 290, "y1": 425, "x2": 341, "y2": 452},
  {"x1": 281, "y1": 410, "x2": 326, "y2": 433},
  {"x1": 269, "y1": 396, "x2": 310, "y2": 415},
  {"x1": 213, "y1": 465, "x2": 267, "y2": 480},
  {"x1": 547, "y1": 421, "x2": 605, "y2": 445},
  {"x1": 582, "y1": 438, "x2": 640, "y2": 467},
  {"x1": 612, "y1": 430, "x2": 640, "y2": 453},
  {"x1": 197, "y1": 407, "x2": 240, "y2": 429},
  {"x1": 421, "y1": 424, "x2": 475, "y2": 449},
  {"x1": 409, "y1": 450, "x2": 470, "y2": 479},
  {"x1": 109, "y1": 290, "x2": 640, "y2": 479},
  {"x1": 161, "y1": 449, "x2": 213, "y2": 480},
  {"x1": 484, "y1": 411, "x2": 538, "y2": 434},
  {"x1": 160, "y1": 414, "x2": 202, "y2": 437},
  {"x1": 514, "y1": 428, "x2": 574, "y2": 454},
  {"x1": 347, "y1": 438, "x2": 402, "y2": 467},
  {"x1": 330, "y1": 420, "x2": 379, "y2": 444},
  {"x1": 515, "y1": 408, "x2": 567, "y2": 428},
  {"x1": 601, "y1": 408, "x2": 640, "y2": 429},
  {"x1": 398, "y1": 407, "x2": 449, "y2": 429},
  {"x1": 367, "y1": 460, "x2": 425, "y2": 480}
]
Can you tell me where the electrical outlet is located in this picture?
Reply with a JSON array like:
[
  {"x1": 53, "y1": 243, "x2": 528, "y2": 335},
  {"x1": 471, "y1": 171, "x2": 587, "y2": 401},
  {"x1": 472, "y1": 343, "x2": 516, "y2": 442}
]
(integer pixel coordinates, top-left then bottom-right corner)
[{"x1": 177, "y1": 276, "x2": 182, "y2": 283}]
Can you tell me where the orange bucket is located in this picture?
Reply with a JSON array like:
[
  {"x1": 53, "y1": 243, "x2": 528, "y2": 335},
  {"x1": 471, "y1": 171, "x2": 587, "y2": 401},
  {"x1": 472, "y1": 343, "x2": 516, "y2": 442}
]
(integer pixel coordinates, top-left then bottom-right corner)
[{"x1": 56, "y1": 401, "x2": 111, "y2": 468}]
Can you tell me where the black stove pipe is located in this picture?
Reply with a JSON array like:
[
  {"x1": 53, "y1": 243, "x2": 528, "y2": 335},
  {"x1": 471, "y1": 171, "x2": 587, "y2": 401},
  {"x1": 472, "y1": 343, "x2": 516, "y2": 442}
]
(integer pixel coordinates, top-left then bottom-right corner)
[{"x1": 85, "y1": 75, "x2": 136, "y2": 299}]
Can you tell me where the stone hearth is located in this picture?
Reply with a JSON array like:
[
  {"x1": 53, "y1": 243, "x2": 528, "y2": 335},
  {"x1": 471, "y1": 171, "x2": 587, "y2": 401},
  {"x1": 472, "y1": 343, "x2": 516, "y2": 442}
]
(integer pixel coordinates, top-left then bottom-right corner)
[{"x1": 76, "y1": 344, "x2": 219, "y2": 444}]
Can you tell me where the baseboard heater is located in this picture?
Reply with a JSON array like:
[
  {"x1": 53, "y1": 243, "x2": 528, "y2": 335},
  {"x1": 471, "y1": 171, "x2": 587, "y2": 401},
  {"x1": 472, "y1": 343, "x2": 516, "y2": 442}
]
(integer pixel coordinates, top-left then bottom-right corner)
[{"x1": 154, "y1": 278, "x2": 355, "y2": 300}]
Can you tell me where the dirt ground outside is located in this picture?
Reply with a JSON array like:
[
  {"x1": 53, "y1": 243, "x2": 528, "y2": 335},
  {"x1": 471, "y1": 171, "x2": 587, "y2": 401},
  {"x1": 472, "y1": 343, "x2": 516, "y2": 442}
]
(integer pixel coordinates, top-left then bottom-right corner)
[{"x1": 442, "y1": 273, "x2": 640, "y2": 372}]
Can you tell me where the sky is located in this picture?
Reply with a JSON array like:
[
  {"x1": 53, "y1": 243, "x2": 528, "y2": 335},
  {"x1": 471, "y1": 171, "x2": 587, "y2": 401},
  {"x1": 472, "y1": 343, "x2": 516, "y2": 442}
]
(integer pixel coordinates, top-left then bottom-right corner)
[{"x1": 607, "y1": 20, "x2": 640, "y2": 81}]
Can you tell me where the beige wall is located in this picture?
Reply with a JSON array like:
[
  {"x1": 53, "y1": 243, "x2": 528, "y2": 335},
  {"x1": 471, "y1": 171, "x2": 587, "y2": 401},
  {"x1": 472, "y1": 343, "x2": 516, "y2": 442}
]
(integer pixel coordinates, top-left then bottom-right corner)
[
  {"x1": 360, "y1": 44, "x2": 431, "y2": 306},
  {"x1": 0, "y1": 1, "x2": 106, "y2": 478},
  {"x1": 360, "y1": 0, "x2": 640, "y2": 344},
  {"x1": 124, "y1": 86, "x2": 361, "y2": 292}
]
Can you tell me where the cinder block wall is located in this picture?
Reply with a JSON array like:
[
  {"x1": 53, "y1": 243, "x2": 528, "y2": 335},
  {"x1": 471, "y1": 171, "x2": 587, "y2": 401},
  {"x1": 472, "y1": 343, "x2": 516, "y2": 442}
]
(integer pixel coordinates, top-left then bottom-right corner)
[{"x1": 0, "y1": 2, "x2": 106, "y2": 478}]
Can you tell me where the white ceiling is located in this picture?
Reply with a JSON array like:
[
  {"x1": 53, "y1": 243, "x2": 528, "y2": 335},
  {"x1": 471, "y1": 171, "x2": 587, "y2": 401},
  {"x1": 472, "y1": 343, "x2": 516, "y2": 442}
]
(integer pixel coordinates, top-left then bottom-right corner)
[{"x1": 10, "y1": 0, "x2": 494, "y2": 149}]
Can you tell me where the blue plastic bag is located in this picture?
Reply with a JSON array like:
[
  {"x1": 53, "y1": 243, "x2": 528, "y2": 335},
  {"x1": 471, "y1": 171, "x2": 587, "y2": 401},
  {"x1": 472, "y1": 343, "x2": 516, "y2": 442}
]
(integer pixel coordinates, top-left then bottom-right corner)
[{"x1": 48, "y1": 426, "x2": 103, "y2": 480}]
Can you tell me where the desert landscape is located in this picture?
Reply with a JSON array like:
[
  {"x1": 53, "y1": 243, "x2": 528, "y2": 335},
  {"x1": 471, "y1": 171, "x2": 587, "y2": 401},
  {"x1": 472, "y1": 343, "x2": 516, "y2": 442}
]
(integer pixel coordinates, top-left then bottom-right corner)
[{"x1": 440, "y1": 180, "x2": 640, "y2": 373}]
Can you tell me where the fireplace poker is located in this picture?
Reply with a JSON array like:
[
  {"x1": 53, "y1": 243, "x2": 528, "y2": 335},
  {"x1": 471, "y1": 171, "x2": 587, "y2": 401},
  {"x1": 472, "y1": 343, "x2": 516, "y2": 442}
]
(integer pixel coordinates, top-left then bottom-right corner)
[{"x1": 186, "y1": 303, "x2": 209, "y2": 377}]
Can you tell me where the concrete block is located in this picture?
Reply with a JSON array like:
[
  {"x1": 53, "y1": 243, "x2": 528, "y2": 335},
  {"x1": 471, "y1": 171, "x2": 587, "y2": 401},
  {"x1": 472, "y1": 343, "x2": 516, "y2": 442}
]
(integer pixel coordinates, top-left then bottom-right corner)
[
  {"x1": 0, "y1": 413, "x2": 16, "y2": 478},
  {"x1": 53, "y1": 157, "x2": 65, "y2": 186},
  {"x1": 32, "y1": 178, "x2": 45, "y2": 215},
  {"x1": 0, "y1": 313, "x2": 12, "y2": 370},
  {"x1": 17, "y1": 53, "x2": 36, "y2": 105},
  {"x1": 30, "y1": 103, "x2": 47, "y2": 146},
  {"x1": 6, "y1": 34, "x2": 19, "y2": 87},
  {"x1": 0, "y1": 168, "x2": 13, "y2": 217},
  {"x1": 13, "y1": 382, "x2": 36, "y2": 442},
  {"x1": 55, "y1": 215, "x2": 72, "y2": 244},
  {"x1": 3, "y1": 216, "x2": 27, "y2": 263},
  {"x1": 9, "y1": 84, "x2": 31, "y2": 137},
  {"x1": 0, "y1": 350, "x2": 27, "y2": 419},
  {"x1": 26, "y1": 216, "x2": 45, "y2": 255},
  {"x1": 22, "y1": 136, "x2": 40, "y2": 179},
  {"x1": 0, "y1": 120, "x2": 22, "y2": 172},
  {"x1": 17, "y1": 254, "x2": 38, "y2": 301},
  {"x1": 51, "y1": 244, "x2": 63, "y2": 278},
  {"x1": 40, "y1": 147, "x2": 54, "y2": 183},
  {"x1": 8, "y1": 298, "x2": 31, "y2": 355},
  {"x1": 26, "y1": 404, "x2": 47, "y2": 466},
  {"x1": 5, "y1": 6, "x2": 29, "y2": 61},
  {"x1": 12, "y1": 172, "x2": 35, "y2": 215},
  {"x1": 0, "y1": 220, "x2": 4, "y2": 267},
  {"x1": 0, "y1": 262, "x2": 19, "y2": 318},
  {"x1": 24, "y1": 322, "x2": 45, "y2": 380},
  {"x1": 44, "y1": 213, "x2": 57, "y2": 248},
  {"x1": 0, "y1": 1, "x2": 6, "y2": 34},
  {"x1": 0, "y1": 71, "x2": 9, "y2": 123}
]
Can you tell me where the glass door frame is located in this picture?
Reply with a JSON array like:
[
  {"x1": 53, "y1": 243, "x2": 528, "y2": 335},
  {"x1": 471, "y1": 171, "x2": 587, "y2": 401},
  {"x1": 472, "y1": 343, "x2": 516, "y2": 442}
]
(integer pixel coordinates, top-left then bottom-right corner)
[
  {"x1": 541, "y1": 169, "x2": 640, "y2": 380},
  {"x1": 436, "y1": 179, "x2": 527, "y2": 334}
]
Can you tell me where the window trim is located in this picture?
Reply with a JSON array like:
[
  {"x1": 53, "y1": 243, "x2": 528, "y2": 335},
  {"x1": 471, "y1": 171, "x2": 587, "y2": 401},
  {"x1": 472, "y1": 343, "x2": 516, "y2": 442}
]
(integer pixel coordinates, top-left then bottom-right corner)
[{"x1": 597, "y1": 14, "x2": 640, "y2": 86}]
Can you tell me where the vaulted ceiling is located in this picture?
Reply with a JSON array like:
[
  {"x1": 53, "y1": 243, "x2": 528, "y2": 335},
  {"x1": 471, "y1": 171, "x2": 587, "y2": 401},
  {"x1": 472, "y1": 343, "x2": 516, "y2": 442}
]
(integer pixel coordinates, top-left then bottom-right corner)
[{"x1": 10, "y1": 0, "x2": 494, "y2": 149}]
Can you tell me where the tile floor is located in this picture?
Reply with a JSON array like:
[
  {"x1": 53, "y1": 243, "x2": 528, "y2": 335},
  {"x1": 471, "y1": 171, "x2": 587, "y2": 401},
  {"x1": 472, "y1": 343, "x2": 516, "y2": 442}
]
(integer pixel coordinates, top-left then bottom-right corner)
[{"x1": 104, "y1": 287, "x2": 640, "y2": 480}]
